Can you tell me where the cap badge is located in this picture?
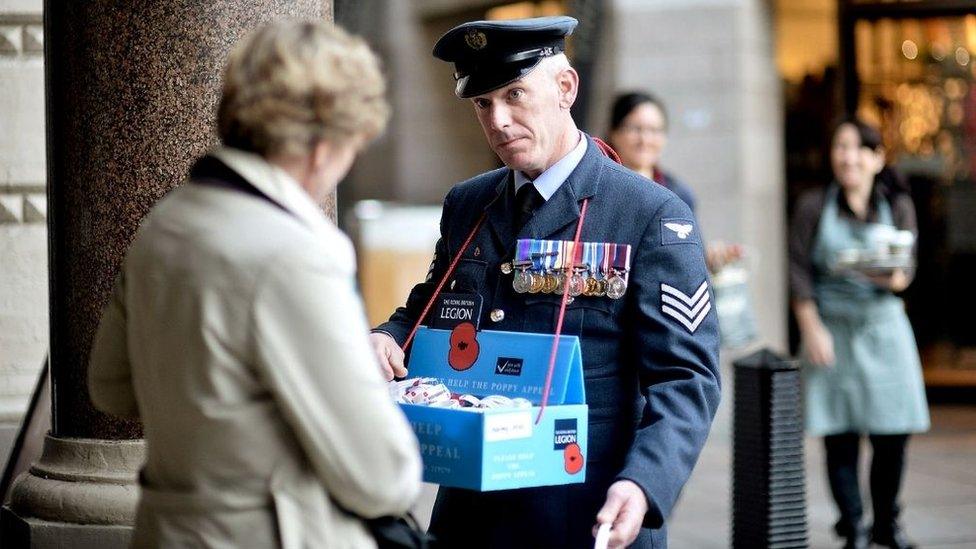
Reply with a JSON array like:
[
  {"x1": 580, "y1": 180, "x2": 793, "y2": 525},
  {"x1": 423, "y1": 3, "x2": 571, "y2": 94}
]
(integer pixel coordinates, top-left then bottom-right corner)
[{"x1": 465, "y1": 29, "x2": 487, "y2": 50}]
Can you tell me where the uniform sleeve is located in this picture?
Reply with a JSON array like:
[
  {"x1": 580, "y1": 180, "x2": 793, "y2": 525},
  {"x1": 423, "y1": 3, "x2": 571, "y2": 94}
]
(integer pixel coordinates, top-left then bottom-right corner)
[
  {"x1": 374, "y1": 188, "x2": 456, "y2": 345},
  {"x1": 789, "y1": 190, "x2": 825, "y2": 302},
  {"x1": 615, "y1": 196, "x2": 721, "y2": 529},
  {"x1": 252, "y1": 250, "x2": 422, "y2": 518},
  {"x1": 88, "y1": 272, "x2": 140, "y2": 418}
]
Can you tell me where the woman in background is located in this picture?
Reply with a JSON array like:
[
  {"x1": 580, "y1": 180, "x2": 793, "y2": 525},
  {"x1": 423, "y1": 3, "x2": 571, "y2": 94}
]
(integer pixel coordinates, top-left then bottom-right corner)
[
  {"x1": 607, "y1": 91, "x2": 697, "y2": 212},
  {"x1": 790, "y1": 118, "x2": 928, "y2": 549},
  {"x1": 89, "y1": 20, "x2": 421, "y2": 548},
  {"x1": 607, "y1": 91, "x2": 740, "y2": 272}
]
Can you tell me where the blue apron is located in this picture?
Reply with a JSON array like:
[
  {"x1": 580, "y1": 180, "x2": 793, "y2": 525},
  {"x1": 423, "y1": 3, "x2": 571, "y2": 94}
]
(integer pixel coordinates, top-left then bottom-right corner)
[{"x1": 803, "y1": 184, "x2": 930, "y2": 437}]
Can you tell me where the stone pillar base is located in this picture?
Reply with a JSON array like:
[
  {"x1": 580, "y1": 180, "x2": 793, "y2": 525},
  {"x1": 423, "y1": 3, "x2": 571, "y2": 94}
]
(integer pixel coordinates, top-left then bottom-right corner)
[
  {"x1": 0, "y1": 508, "x2": 133, "y2": 549},
  {"x1": 0, "y1": 434, "x2": 144, "y2": 548}
]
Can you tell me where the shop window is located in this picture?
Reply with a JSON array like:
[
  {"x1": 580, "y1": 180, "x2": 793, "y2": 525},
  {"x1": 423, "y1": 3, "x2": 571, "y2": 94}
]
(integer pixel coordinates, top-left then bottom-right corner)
[{"x1": 843, "y1": 2, "x2": 976, "y2": 387}]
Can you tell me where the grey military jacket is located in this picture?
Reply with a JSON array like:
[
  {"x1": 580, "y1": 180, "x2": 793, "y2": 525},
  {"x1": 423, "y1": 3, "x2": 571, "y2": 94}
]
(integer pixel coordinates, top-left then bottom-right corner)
[{"x1": 377, "y1": 135, "x2": 721, "y2": 548}]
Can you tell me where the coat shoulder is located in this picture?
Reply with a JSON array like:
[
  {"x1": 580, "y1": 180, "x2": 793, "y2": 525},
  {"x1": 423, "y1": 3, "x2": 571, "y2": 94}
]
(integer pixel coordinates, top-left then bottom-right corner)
[
  {"x1": 138, "y1": 187, "x2": 353, "y2": 290},
  {"x1": 658, "y1": 169, "x2": 697, "y2": 213},
  {"x1": 600, "y1": 160, "x2": 688, "y2": 218},
  {"x1": 795, "y1": 186, "x2": 827, "y2": 215},
  {"x1": 449, "y1": 167, "x2": 509, "y2": 204},
  {"x1": 888, "y1": 191, "x2": 916, "y2": 217}
]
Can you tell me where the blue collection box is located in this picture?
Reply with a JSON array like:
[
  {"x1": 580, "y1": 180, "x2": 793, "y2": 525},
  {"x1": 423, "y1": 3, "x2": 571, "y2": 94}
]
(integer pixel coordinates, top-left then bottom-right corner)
[{"x1": 401, "y1": 327, "x2": 588, "y2": 491}]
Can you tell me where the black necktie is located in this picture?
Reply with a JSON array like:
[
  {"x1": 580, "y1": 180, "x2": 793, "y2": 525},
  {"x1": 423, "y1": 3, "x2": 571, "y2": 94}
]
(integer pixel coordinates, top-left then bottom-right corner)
[{"x1": 514, "y1": 183, "x2": 543, "y2": 232}]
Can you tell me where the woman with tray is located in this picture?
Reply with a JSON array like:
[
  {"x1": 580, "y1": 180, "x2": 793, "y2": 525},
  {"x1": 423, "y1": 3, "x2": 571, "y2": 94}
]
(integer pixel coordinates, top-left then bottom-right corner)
[{"x1": 789, "y1": 118, "x2": 929, "y2": 549}]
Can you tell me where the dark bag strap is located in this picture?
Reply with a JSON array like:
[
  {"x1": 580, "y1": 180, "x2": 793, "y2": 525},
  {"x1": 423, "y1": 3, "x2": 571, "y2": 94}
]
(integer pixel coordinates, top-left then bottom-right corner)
[{"x1": 366, "y1": 512, "x2": 435, "y2": 549}]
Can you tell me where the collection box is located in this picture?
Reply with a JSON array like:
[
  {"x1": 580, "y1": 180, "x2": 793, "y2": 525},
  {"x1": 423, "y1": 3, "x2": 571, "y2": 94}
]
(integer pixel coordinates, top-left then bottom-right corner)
[{"x1": 401, "y1": 327, "x2": 588, "y2": 491}]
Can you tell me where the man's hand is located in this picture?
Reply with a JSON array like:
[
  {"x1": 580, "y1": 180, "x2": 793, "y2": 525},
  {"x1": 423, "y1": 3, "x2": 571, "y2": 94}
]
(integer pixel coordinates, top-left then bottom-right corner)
[
  {"x1": 592, "y1": 480, "x2": 649, "y2": 548},
  {"x1": 369, "y1": 332, "x2": 407, "y2": 381},
  {"x1": 705, "y1": 241, "x2": 744, "y2": 274}
]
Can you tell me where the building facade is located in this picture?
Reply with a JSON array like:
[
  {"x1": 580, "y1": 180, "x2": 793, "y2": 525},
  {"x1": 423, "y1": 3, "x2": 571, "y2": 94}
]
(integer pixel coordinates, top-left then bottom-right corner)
[{"x1": 0, "y1": 0, "x2": 46, "y2": 460}]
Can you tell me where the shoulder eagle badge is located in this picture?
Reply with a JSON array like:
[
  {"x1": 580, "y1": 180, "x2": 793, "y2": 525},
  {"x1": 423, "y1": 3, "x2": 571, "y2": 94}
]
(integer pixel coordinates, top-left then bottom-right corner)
[{"x1": 664, "y1": 222, "x2": 694, "y2": 240}]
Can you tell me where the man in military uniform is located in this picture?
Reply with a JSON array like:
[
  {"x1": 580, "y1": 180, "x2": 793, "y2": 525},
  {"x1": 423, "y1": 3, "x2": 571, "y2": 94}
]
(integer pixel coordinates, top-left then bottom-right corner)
[{"x1": 370, "y1": 16, "x2": 721, "y2": 548}]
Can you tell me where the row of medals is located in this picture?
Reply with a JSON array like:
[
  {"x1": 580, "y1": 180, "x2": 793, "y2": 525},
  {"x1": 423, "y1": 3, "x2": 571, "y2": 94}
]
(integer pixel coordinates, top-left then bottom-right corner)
[{"x1": 501, "y1": 261, "x2": 628, "y2": 299}]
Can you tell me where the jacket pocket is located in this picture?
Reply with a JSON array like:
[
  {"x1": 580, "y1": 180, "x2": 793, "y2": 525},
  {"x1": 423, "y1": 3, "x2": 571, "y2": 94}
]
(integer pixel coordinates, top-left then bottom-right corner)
[
  {"x1": 449, "y1": 258, "x2": 488, "y2": 293},
  {"x1": 522, "y1": 293, "x2": 613, "y2": 336},
  {"x1": 586, "y1": 417, "x2": 632, "y2": 465}
]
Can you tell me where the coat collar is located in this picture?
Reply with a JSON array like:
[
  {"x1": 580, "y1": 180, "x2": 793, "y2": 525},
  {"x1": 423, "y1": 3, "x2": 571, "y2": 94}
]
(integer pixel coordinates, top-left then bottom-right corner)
[
  {"x1": 512, "y1": 130, "x2": 587, "y2": 201},
  {"x1": 209, "y1": 147, "x2": 333, "y2": 233},
  {"x1": 482, "y1": 134, "x2": 604, "y2": 250}
]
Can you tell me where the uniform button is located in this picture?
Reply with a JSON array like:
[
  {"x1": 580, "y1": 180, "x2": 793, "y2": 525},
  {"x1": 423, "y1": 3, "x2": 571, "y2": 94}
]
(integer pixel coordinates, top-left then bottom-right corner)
[
  {"x1": 500, "y1": 262, "x2": 513, "y2": 275},
  {"x1": 490, "y1": 309, "x2": 505, "y2": 322}
]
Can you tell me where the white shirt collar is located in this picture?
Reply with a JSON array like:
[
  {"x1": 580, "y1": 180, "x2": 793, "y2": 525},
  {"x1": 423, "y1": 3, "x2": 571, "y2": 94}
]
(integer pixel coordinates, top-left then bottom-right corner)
[
  {"x1": 513, "y1": 131, "x2": 587, "y2": 201},
  {"x1": 210, "y1": 147, "x2": 332, "y2": 232}
]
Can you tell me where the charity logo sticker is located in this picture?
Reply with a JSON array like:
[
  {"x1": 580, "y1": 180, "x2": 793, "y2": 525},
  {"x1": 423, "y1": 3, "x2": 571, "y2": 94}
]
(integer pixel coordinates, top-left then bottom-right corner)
[
  {"x1": 494, "y1": 357, "x2": 523, "y2": 376},
  {"x1": 448, "y1": 322, "x2": 480, "y2": 371},
  {"x1": 563, "y1": 443, "x2": 584, "y2": 474},
  {"x1": 553, "y1": 418, "x2": 578, "y2": 449}
]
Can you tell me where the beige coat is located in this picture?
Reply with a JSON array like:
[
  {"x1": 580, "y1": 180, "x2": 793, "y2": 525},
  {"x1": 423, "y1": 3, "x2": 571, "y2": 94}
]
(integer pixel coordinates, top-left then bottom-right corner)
[{"x1": 89, "y1": 148, "x2": 421, "y2": 548}]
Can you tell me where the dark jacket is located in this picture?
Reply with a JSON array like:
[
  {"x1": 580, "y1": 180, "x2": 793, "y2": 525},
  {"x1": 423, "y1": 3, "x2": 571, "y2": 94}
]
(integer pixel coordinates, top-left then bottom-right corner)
[
  {"x1": 377, "y1": 136, "x2": 721, "y2": 548},
  {"x1": 655, "y1": 167, "x2": 697, "y2": 215},
  {"x1": 789, "y1": 182, "x2": 918, "y2": 302}
]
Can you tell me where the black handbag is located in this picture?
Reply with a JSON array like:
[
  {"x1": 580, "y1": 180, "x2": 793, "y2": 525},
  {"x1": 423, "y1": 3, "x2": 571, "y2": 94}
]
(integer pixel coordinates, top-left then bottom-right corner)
[{"x1": 366, "y1": 513, "x2": 435, "y2": 549}]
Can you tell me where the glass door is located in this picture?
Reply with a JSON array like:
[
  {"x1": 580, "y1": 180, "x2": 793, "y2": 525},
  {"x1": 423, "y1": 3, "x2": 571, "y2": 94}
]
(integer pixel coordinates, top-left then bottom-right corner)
[{"x1": 842, "y1": 1, "x2": 976, "y2": 388}]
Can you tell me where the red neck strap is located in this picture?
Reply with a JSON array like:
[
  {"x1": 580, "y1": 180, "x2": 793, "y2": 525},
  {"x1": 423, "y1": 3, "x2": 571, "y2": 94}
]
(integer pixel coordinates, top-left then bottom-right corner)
[
  {"x1": 593, "y1": 137, "x2": 621, "y2": 164},
  {"x1": 401, "y1": 140, "x2": 618, "y2": 421},
  {"x1": 536, "y1": 197, "x2": 588, "y2": 423},
  {"x1": 400, "y1": 211, "x2": 487, "y2": 353}
]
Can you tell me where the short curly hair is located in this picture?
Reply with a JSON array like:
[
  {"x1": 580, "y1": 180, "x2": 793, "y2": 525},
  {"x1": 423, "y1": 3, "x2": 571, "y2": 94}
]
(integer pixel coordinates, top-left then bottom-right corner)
[{"x1": 217, "y1": 20, "x2": 389, "y2": 157}]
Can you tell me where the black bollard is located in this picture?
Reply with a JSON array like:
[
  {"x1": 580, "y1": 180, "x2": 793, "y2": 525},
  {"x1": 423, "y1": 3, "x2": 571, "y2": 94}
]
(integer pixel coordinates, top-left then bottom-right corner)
[{"x1": 732, "y1": 349, "x2": 808, "y2": 548}]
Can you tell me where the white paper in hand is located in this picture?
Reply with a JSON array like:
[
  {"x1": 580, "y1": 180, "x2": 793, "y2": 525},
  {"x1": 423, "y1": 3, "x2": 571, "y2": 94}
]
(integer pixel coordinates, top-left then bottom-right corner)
[{"x1": 594, "y1": 522, "x2": 612, "y2": 549}]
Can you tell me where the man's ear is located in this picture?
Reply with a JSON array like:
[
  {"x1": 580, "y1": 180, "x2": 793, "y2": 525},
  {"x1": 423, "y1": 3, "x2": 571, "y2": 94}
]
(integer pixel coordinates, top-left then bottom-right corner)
[{"x1": 557, "y1": 67, "x2": 579, "y2": 110}]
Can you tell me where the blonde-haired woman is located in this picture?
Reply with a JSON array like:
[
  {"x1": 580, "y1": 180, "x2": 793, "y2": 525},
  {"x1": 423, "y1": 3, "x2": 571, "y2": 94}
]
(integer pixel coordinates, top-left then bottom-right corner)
[{"x1": 89, "y1": 20, "x2": 421, "y2": 548}]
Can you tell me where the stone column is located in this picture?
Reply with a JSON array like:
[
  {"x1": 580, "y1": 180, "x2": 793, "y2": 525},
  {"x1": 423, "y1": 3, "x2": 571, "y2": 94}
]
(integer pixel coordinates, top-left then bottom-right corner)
[
  {"x1": 2, "y1": 2, "x2": 331, "y2": 547},
  {"x1": 601, "y1": 0, "x2": 788, "y2": 354}
]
